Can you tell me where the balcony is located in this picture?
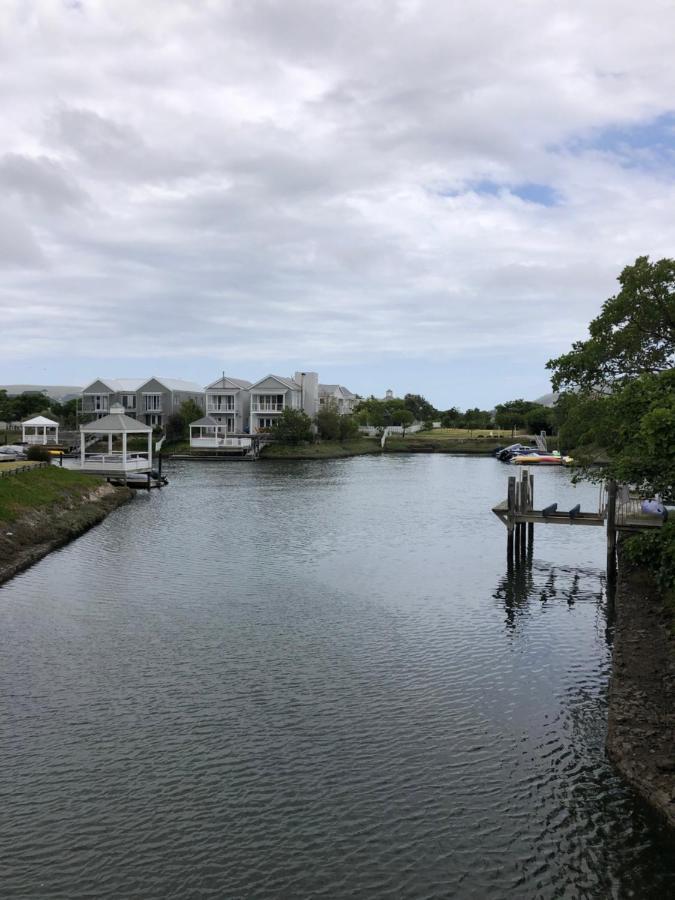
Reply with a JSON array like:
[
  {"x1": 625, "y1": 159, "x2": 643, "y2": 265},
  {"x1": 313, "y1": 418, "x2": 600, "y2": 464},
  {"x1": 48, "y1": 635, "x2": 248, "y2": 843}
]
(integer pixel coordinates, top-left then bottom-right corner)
[
  {"x1": 190, "y1": 436, "x2": 252, "y2": 450},
  {"x1": 206, "y1": 402, "x2": 236, "y2": 414},
  {"x1": 251, "y1": 402, "x2": 284, "y2": 413}
]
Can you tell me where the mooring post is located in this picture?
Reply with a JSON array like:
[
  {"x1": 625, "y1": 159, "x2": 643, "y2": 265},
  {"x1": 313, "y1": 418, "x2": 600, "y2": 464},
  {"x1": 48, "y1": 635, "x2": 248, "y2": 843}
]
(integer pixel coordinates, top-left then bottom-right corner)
[
  {"x1": 507, "y1": 475, "x2": 516, "y2": 562},
  {"x1": 606, "y1": 479, "x2": 618, "y2": 582},
  {"x1": 519, "y1": 469, "x2": 527, "y2": 555},
  {"x1": 528, "y1": 473, "x2": 534, "y2": 545}
]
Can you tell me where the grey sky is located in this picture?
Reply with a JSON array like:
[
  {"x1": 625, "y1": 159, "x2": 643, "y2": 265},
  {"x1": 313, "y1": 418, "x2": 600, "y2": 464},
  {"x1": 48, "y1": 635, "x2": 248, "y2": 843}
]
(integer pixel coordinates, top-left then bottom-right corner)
[{"x1": 1, "y1": 0, "x2": 674, "y2": 407}]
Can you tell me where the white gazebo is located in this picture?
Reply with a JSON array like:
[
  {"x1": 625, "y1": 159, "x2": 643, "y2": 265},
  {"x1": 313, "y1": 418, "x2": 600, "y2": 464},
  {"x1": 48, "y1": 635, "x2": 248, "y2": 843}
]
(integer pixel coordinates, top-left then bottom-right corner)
[
  {"x1": 78, "y1": 404, "x2": 153, "y2": 473},
  {"x1": 189, "y1": 415, "x2": 252, "y2": 451},
  {"x1": 22, "y1": 415, "x2": 59, "y2": 445}
]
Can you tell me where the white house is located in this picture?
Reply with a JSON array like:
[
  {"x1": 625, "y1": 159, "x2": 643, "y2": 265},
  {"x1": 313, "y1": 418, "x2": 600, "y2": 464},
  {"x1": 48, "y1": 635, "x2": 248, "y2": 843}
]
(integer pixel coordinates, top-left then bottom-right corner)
[
  {"x1": 204, "y1": 376, "x2": 252, "y2": 433},
  {"x1": 249, "y1": 372, "x2": 318, "y2": 434},
  {"x1": 80, "y1": 377, "x2": 204, "y2": 427},
  {"x1": 318, "y1": 384, "x2": 357, "y2": 414}
]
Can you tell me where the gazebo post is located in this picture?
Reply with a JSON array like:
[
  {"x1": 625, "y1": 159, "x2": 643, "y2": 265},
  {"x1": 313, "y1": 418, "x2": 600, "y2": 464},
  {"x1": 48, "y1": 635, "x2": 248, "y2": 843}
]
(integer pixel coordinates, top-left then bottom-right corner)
[
  {"x1": 108, "y1": 433, "x2": 113, "y2": 456},
  {"x1": 122, "y1": 432, "x2": 128, "y2": 467},
  {"x1": 80, "y1": 431, "x2": 86, "y2": 468},
  {"x1": 147, "y1": 430, "x2": 152, "y2": 466}
]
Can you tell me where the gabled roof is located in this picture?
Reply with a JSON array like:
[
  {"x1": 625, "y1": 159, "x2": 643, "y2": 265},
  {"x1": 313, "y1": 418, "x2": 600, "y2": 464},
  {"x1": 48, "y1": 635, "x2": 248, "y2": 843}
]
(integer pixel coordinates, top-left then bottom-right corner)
[
  {"x1": 190, "y1": 415, "x2": 220, "y2": 428},
  {"x1": 22, "y1": 415, "x2": 59, "y2": 426},
  {"x1": 143, "y1": 377, "x2": 204, "y2": 393},
  {"x1": 82, "y1": 378, "x2": 145, "y2": 393},
  {"x1": 205, "y1": 376, "x2": 253, "y2": 391},
  {"x1": 81, "y1": 412, "x2": 152, "y2": 433},
  {"x1": 249, "y1": 374, "x2": 300, "y2": 391},
  {"x1": 319, "y1": 384, "x2": 356, "y2": 399}
]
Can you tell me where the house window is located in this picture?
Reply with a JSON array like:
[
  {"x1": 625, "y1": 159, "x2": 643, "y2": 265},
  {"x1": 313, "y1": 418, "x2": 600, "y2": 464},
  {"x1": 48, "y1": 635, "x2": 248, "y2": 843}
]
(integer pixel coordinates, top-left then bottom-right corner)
[
  {"x1": 92, "y1": 394, "x2": 108, "y2": 411},
  {"x1": 144, "y1": 394, "x2": 162, "y2": 411},
  {"x1": 148, "y1": 413, "x2": 161, "y2": 426},
  {"x1": 254, "y1": 394, "x2": 284, "y2": 411},
  {"x1": 258, "y1": 417, "x2": 275, "y2": 429},
  {"x1": 123, "y1": 394, "x2": 136, "y2": 410}
]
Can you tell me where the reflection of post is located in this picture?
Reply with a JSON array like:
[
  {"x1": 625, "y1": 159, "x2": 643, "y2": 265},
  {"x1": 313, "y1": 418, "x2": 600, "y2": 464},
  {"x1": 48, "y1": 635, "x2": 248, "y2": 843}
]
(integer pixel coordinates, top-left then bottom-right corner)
[
  {"x1": 606, "y1": 480, "x2": 618, "y2": 582},
  {"x1": 507, "y1": 476, "x2": 516, "y2": 562}
]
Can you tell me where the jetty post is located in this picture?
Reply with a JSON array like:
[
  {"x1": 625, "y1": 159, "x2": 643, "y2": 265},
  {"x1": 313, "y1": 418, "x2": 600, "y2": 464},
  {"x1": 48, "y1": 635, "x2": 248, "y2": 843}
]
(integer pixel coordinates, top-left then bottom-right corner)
[
  {"x1": 507, "y1": 475, "x2": 516, "y2": 562},
  {"x1": 606, "y1": 479, "x2": 618, "y2": 583},
  {"x1": 527, "y1": 473, "x2": 534, "y2": 546}
]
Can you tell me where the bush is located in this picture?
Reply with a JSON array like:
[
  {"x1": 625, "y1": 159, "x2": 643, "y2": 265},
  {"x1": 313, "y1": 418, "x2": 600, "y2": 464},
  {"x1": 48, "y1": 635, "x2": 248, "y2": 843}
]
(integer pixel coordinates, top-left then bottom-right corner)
[
  {"x1": 271, "y1": 408, "x2": 313, "y2": 444},
  {"x1": 26, "y1": 445, "x2": 51, "y2": 461}
]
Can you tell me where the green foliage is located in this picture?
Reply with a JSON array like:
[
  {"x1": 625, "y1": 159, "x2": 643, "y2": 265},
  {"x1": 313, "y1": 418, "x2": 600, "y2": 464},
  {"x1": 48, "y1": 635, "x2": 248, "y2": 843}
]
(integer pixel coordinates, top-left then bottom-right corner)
[
  {"x1": 403, "y1": 393, "x2": 437, "y2": 421},
  {"x1": 26, "y1": 445, "x2": 52, "y2": 462},
  {"x1": 354, "y1": 396, "x2": 415, "y2": 428},
  {"x1": 439, "y1": 407, "x2": 461, "y2": 427},
  {"x1": 48, "y1": 398, "x2": 79, "y2": 430},
  {"x1": 549, "y1": 255, "x2": 675, "y2": 588},
  {"x1": 494, "y1": 399, "x2": 538, "y2": 430},
  {"x1": 271, "y1": 408, "x2": 313, "y2": 444},
  {"x1": 338, "y1": 415, "x2": 359, "y2": 441},
  {"x1": 0, "y1": 466, "x2": 101, "y2": 522},
  {"x1": 547, "y1": 255, "x2": 675, "y2": 391},
  {"x1": 316, "y1": 402, "x2": 341, "y2": 440},
  {"x1": 0, "y1": 390, "x2": 50, "y2": 423},
  {"x1": 166, "y1": 399, "x2": 205, "y2": 441},
  {"x1": 524, "y1": 404, "x2": 554, "y2": 435},
  {"x1": 462, "y1": 407, "x2": 493, "y2": 429},
  {"x1": 622, "y1": 524, "x2": 675, "y2": 596}
]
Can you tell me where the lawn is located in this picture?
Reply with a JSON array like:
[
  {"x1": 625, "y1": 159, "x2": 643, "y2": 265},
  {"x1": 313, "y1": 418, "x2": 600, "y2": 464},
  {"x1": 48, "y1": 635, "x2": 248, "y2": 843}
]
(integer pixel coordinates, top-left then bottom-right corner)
[{"x1": 0, "y1": 466, "x2": 103, "y2": 522}]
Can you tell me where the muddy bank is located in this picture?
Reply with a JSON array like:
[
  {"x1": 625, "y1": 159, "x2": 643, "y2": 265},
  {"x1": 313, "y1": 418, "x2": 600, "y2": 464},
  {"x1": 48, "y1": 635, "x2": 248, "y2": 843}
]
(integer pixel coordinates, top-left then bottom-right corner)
[
  {"x1": 607, "y1": 561, "x2": 675, "y2": 830},
  {"x1": 0, "y1": 481, "x2": 132, "y2": 587}
]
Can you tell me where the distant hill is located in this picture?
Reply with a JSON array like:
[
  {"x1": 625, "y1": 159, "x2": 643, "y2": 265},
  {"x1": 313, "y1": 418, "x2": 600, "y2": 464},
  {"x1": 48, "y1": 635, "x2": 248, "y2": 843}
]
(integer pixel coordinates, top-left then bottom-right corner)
[
  {"x1": 0, "y1": 384, "x2": 82, "y2": 402},
  {"x1": 534, "y1": 392, "x2": 557, "y2": 407}
]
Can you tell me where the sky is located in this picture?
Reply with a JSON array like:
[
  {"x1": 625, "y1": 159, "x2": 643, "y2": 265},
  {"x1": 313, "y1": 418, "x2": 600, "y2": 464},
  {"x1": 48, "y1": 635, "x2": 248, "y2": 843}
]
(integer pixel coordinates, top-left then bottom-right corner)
[{"x1": 1, "y1": 0, "x2": 675, "y2": 409}]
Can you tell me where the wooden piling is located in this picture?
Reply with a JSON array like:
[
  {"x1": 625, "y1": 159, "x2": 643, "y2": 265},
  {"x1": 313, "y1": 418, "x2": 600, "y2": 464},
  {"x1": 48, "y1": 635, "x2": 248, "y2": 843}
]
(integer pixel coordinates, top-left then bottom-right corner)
[
  {"x1": 507, "y1": 476, "x2": 516, "y2": 562},
  {"x1": 606, "y1": 479, "x2": 618, "y2": 582},
  {"x1": 527, "y1": 473, "x2": 534, "y2": 545}
]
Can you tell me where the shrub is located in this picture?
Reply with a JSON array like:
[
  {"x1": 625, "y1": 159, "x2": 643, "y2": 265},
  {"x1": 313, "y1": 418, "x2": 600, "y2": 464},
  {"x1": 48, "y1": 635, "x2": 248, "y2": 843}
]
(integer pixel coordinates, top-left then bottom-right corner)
[{"x1": 26, "y1": 445, "x2": 51, "y2": 462}]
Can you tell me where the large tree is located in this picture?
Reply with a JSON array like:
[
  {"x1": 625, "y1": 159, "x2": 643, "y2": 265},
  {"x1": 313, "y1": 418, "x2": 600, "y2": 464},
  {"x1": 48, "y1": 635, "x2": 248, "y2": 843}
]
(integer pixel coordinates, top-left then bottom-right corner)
[
  {"x1": 547, "y1": 255, "x2": 675, "y2": 392},
  {"x1": 549, "y1": 256, "x2": 675, "y2": 589}
]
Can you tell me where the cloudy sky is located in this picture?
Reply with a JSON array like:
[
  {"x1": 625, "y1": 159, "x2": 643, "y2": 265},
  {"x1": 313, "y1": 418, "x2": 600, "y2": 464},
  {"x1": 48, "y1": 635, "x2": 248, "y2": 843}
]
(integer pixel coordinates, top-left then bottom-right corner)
[{"x1": 1, "y1": 0, "x2": 674, "y2": 408}]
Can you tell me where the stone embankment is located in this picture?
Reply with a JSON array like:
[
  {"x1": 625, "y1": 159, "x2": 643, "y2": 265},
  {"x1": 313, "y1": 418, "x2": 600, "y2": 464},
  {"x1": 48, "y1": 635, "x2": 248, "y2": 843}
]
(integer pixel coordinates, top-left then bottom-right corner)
[
  {"x1": 0, "y1": 479, "x2": 132, "y2": 586},
  {"x1": 607, "y1": 562, "x2": 675, "y2": 830}
]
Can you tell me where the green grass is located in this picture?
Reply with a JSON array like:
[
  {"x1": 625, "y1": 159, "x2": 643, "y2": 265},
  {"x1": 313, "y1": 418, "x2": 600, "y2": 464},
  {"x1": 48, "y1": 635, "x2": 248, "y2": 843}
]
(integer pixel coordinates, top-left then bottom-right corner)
[
  {"x1": 261, "y1": 438, "x2": 381, "y2": 459},
  {"x1": 0, "y1": 466, "x2": 104, "y2": 522}
]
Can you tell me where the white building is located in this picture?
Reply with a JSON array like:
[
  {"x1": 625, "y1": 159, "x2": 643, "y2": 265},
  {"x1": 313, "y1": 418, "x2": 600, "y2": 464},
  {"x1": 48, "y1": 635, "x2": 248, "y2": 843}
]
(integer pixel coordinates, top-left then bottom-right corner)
[
  {"x1": 318, "y1": 384, "x2": 357, "y2": 414},
  {"x1": 249, "y1": 372, "x2": 318, "y2": 434}
]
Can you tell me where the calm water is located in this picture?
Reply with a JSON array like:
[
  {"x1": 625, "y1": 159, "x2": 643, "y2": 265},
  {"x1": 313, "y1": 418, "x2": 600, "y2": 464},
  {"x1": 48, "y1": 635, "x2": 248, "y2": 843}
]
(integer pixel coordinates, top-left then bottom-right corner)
[{"x1": 1, "y1": 455, "x2": 673, "y2": 899}]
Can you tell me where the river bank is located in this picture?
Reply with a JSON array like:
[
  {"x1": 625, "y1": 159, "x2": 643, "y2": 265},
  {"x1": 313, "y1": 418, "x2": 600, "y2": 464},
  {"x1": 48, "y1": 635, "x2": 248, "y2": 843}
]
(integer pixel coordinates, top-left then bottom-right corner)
[
  {"x1": 0, "y1": 467, "x2": 132, "y2": 586},
  {"x1": 607, "y1": 557, "x2": 675, "y2": 831}
]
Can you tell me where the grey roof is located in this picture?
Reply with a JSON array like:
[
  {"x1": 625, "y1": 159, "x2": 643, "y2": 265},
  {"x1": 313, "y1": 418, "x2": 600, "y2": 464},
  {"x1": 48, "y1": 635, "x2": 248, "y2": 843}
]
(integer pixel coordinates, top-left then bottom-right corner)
[
  {"x1": 81, "y1": 412, "x2": 152, "y2": 433},
  {"x1": 205, "y1": 376, "x2": 253, "y2": 390},
  {"x1": 319, "y1": 384, "x2": 356, "y2": 399},
  {"x1": 190, "y1": 415, "x2": 220, "y2": 428},
  {"x1": 250, "y1": 374, "x2": 300, "y2": 391},
  {"x1": 82, "y1": 378, "x2": 145, "y2": 393},
  {"x1": 147, "y1": 377, "x2": 204, "y2": 393}
]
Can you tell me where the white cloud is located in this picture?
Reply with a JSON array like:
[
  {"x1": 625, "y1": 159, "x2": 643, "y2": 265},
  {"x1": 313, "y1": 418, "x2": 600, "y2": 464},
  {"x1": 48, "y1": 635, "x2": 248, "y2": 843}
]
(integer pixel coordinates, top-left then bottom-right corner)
[{"x1": 1, "y1": 0, "x2": 674, "y2": 397}]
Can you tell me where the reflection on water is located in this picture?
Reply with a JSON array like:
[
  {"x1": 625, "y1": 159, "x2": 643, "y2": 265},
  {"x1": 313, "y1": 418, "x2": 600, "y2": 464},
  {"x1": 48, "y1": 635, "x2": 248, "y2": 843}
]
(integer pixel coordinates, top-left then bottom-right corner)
[{"x1": 0, "y1": 455, "x2": 673, "y2": 899}]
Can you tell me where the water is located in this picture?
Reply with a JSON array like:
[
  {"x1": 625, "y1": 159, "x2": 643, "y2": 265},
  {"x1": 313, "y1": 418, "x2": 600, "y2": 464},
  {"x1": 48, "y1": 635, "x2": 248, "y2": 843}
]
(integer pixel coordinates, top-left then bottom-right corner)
[{"x1": 1, "y1": 455, "x2": 673, "y2": 898}]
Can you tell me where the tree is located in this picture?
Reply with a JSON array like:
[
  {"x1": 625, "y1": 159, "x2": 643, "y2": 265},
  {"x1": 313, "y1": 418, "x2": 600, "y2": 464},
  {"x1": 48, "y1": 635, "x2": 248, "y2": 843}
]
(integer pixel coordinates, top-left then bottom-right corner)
[
  {"x1": 403, "y1": 393, "x2": 437, "y2": 421},
  {"x1": 524, "y1": 404, "x2": 555, "y2": 435},
  {"x1": 354, "y1": 396, "x2": 414, "y2": 428},
  {"x1": 439, "y1": 407, "x2": 461, "y2": 427},
  {"x1": 316, "y1": 402, "x2": 341, "y2": 441},
  {"x1": 398, "y1": 409, "x2": 414, "y2": 435},
  {"x1": 548, "y1": 256, "x2": 675, "y2": 590},
  {"x1": 547, "y1": 255, "x2": 675, "y2": 392},
  {"x1": 271, "y1": 408, "x2": 313, "y2": 444},
  {"x1": 166, "y1": 399, "x2": 205, "y2": 442},
  {"x1": 494, "y1": 399, "x2": 537, "y2": 430},
  {"x1": 461, "y1": 407, "x2": 493, "y2": 429},
  {"x1": 338, "y1": 415, "x2": 359, "y2": 441}
]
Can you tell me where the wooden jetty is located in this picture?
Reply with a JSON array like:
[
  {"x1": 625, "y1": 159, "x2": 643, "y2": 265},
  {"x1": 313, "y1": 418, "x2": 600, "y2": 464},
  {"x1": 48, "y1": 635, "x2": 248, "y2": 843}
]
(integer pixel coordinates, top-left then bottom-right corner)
[{"x1": 492, "y1": 470, "x2": 666, "y2": 578}]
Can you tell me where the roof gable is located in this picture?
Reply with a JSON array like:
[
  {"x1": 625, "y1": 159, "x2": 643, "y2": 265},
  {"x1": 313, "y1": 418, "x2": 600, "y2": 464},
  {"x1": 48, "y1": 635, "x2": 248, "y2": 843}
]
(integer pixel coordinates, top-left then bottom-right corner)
[
  {"x1": 205, "y1": 376, "x2": 253, "y2": 391},
  {"x1": 249, "y1": 374, "x2": 300, "y2": 392}
]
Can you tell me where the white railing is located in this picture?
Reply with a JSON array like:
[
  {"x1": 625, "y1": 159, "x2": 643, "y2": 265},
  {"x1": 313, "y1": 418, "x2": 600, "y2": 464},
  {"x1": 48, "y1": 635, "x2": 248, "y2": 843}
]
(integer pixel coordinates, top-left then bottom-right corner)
[
  {"x1": 78, "y1": 452, "x2": 151, "y2": 472},
  {"x1": 190, "y1": 436, "x2": 251, "y2": 449},
  {"x1": 25, "y1": 435, "x2": 59, "y2": 445},
  {"x1": 251, "y1": 404, "x2": 284, "y2": 413}
]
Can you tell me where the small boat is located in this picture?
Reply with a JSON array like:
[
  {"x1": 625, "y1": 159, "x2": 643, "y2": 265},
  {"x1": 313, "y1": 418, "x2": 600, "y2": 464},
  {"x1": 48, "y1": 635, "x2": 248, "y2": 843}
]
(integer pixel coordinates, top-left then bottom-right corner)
[
  {"x1": 496, "y1": 443, "x2": 538, "y2": 462},
  {"x1": 511, "y1": 452, "x2": 563, "y2": 466}
]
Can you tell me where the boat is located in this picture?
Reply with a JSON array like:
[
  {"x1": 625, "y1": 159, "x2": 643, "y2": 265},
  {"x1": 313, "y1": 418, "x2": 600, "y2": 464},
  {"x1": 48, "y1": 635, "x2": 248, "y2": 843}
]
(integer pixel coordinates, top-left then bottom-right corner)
[
  {"x1": 511, "y1": 451, "x2": 574, "y2": 466},
  {"x1": 496, "y1": 443, "x2": 538, "y2": 462}
]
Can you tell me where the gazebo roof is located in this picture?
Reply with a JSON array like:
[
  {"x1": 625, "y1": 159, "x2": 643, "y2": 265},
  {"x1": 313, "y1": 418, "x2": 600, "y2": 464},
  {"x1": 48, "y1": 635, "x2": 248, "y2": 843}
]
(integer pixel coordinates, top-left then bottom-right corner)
[
  {"x1": 81, "y1": 412, "x2": 151, "y2": 434},
  {"x1": 23, "y1": 415, "x2": 59, "y2": 426},
  {"x1": 190, "y1": 415, "x2": 220, "y2": 428}
]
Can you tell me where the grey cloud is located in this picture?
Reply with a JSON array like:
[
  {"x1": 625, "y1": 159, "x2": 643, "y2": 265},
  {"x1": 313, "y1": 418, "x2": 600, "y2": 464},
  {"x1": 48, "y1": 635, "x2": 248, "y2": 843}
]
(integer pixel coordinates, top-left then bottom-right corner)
[{"x1": 0, "y1": 153, "x2": 86, "y2": 209}]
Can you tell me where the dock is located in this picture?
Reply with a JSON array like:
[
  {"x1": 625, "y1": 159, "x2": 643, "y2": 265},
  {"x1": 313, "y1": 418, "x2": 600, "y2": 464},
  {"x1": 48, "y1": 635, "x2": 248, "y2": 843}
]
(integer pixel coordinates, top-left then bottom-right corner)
[{"x1": 492, "y1": 470, "x2": 666, "y2": 578}]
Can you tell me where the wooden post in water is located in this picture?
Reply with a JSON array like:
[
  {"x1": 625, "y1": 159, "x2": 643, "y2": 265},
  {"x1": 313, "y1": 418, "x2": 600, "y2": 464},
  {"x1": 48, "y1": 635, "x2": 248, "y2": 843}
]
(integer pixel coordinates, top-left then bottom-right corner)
[
  {"x1": 519, "y1": 469, "x2": 528, "y2": 555},
  {"x1": 507, "y1": 476, "x2": 516, "y2": 562},
  {"x1": 606, "y1": 479, "x2": 618, "y2": 582},
  {"x1": 528, "y1": 473, "x2": 534, "y2": 546}
]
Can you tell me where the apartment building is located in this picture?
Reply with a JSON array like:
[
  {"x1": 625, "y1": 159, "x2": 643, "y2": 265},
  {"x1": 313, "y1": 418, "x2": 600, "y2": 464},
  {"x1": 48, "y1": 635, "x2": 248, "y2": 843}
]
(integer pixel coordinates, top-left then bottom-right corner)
[{"x1": 318, "y1": 384, "x2": 357, "y2": 414}]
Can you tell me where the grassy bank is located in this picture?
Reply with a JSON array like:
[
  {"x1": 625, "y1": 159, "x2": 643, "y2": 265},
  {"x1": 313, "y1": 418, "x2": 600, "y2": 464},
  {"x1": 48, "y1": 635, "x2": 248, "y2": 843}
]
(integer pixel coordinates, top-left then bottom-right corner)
[{"x1": 0, "y1": 466, "x2": 105, "y2": 522}]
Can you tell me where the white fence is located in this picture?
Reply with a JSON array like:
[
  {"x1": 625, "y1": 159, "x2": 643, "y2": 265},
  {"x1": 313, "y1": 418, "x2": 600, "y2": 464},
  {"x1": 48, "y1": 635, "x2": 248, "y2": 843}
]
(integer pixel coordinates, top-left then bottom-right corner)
[{"x1": 358, "y1": 423, "x2": 425, "y2": 437}]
